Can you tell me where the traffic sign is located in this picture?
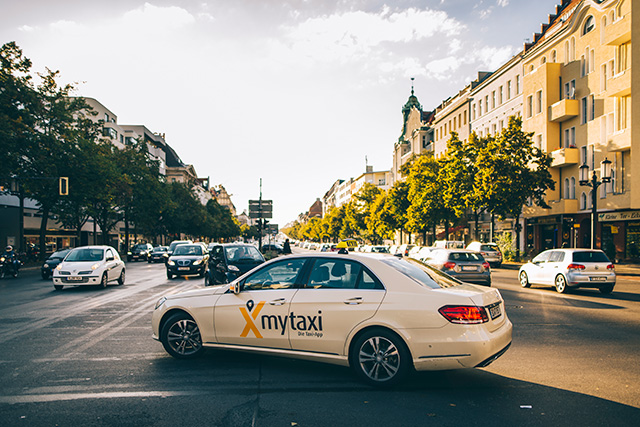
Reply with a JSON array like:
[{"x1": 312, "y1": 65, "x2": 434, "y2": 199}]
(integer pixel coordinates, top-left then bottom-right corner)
[{"x1": 249, "y1": 200, "x2": 273, "y2": 219}]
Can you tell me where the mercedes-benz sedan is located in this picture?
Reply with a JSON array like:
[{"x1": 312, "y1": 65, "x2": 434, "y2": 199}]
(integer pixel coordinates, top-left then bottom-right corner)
[{"x1": 152, "y1": 253, "x2": 512, "y2": 386}]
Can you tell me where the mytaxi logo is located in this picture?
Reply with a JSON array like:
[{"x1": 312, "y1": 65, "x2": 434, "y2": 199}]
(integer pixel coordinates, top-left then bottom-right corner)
[
  {"x1": 240, "y1": 300, "x2": 265, "y2": 338},
  {"x1": 240, "y1": 300, "x2": 324, "y2": 338}
]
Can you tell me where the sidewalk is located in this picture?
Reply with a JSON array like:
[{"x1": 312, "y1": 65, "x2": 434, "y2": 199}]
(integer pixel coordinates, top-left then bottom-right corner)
[{"x1": 501, "y1": 262, "x2": 640, "y2": 277}]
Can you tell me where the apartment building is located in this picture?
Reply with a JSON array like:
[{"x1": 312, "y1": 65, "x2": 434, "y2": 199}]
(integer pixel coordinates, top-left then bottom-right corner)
[
  {"x1": 432, "y1": 84, "x2": 472, "y2": 158},
  {"x1": 521, "y1": 0, "x2": 636, "y2": 260}
]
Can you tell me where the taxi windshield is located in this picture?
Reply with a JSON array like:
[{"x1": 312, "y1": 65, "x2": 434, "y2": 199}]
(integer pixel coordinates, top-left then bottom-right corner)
[{"x1": 66, "y1": 248, "x2": 104, "y2": 262}]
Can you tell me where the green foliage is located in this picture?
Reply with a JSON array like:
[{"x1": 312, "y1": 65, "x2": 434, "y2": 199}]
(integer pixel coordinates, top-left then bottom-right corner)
[{"x1": 495, "y1": 232, "x2": 515, "y2": 262}]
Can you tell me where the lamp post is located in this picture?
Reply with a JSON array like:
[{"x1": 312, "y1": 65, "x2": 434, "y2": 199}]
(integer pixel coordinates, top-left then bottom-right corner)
[{"x1": 579, "y1": 158, "x2": 612, "y2": 249}]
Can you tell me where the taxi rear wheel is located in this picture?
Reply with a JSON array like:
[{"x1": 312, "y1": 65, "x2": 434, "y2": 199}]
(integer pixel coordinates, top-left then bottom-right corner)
[
  {"x1": 350, "y1": 329, "x2": 411, "y2": 387},
  {"x1": 160, "y1": 312, "x2": 203, "y2": 359},
  {"x1": 599, "y1": 284, "x2": 614, "y2": 294},
  {"x1": 117, "y1": 269, "x2": 125, "y2": 285},
  {"x1": 99, "y1": 273, "x2": 108, "y2": 289}
]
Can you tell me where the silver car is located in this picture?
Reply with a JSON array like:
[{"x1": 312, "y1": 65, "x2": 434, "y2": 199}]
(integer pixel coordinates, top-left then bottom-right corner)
[
  {"x1": 518, "y1": 249, "x2": 615, "y2": 294},
  {"x1": 466, "y1": 242, "x2": 503, "y2": 268},
  {"x1": 423, "y1": 249, "x2": 492, "y2": 286}
]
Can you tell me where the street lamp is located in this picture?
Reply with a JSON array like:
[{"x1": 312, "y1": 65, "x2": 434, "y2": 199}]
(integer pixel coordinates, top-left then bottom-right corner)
[{"x1": 579, "y1": 158, "x2": 612, "y2": 249}]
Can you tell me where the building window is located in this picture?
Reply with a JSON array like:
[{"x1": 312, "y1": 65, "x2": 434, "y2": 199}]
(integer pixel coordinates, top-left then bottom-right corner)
[
  {"x1": 617, "y1": 42, "x2": 630, "y2": 74},
  {"x1": 479, "y1": 101, "x2": 482, "y2": 116},
  {"x1": 498, "y1": 86, "x2": 503, "y2": 105},
  {"x1": 564, "y1": 79, "x2": 575, "y2": 99},
  {"x1": 617, "y1": 95, "x2": 629, "y2": 130},
  {"x1": 551, "y1": 50, "x2": 557, "y2": 63},
  {"x1": 564, "y1": 178, "x2": 570, "y2": 199},
  {"x1": 516, "y1": 75, "x2": 521, "y2": 94},
  {"x1": 564, "y1": 127, "x2": 576, "y2": 148},
  {"x1": 580, "y1": 146, "x2": 587, "y2": 165},
  {"x1": 491, "y1": 91, "x2": 496, "y2": 109},
  {"x1": 472, "y1": 104, "x2": 476, "y2": 120},
  {"x1": 570, "y1": 37, "x2": 576, "y2": 61},
  {"x1": 582, "y1": 16, "x2": 595, "y2": 35},
  {"x1": 580, "y1": 192, "x2": 587, "y2": 210},
  {"x1": 589, "y1": 95, "x2": 595, "y2": 121},
  {"x1": 527, "y1": 95, "x2": 533, "y2": 118},
  {"x1": 507, "y1": 81, "x2": 512, "y2": 99},
  {"x1": 570, "y1": 177, "x2": 576, "y2": 199},
  {"x1": 463, "y1": 111, "x2": 467, "y2": 125},
  {"x1": 581, "y1": 97, "x2": 588, "y2": 124},
  {"x1": 536, "y1": 90, "x2": 543, "y2": 114},
  {"x1": 601, "y1": 63, "x2": 607, "y2": 91},
  {"x1": 485, "y1": 95, "x2": 489, "y2": 112}
]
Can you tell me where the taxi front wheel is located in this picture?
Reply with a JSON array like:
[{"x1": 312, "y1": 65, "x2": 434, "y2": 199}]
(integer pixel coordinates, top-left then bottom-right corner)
[
  {"x1": 160, "y1": 312, "x2": 204, "y2": 359},
  {"x1": 350, "y1": 328, "x2": 411, "y2": 387}
]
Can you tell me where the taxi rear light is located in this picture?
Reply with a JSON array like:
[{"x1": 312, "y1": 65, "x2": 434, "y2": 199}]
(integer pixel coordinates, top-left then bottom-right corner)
[
  {"x1": 482, "y1": 261, "x2": 490, "y2": 270},
  {"x1": 439, "y1": 305, "x2": 489, "y2": 324},
  {"x1": 567, "y1": 263, "x2": 585, "y2": 270},
  {"x1": 443, "y1": 261, "x2": 456, "y2": 270},
  {"x1": 607, "y1": 264, "x2": 615, "y2": 270}
]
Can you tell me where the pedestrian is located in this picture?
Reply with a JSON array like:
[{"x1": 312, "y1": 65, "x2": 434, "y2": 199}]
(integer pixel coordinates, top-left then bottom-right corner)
[{"x1": 283, "y1": 239, "x2": 292, "y2": 254}]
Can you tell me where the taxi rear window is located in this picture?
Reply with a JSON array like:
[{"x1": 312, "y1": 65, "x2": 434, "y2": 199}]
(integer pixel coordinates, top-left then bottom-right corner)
[{"x1": 380, "y1": 257, "x2": 460, "y2": 289}]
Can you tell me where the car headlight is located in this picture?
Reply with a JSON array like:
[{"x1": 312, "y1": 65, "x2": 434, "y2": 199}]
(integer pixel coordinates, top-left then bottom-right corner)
[
  {"x1": 193, "y1": 259, "x2": 202, "y2": 265},
  {"x1": 155, "y1": 297, "x2": 167, "y2": 310},
  {"x1": 43, "y1": 264, "x2": 48, "y2": 269},
  {"x1": 229, "y1": 265, "x2": 240, "y2": 272},
  {"x1": 91, "y1": 263, "x2": 100, "y2": 270},
  {"x1": 167, "y1": 260, "x2": 175, "y2": 266},
  {"x1": 0, "y1": 257, "x2": 5, "y2": 262},
  {"x1": 127, "y1": 251, "x2": 132, "y2": 255},
  {"x1": 56, "y1": 264, "x2": 63, "y2": 271}
]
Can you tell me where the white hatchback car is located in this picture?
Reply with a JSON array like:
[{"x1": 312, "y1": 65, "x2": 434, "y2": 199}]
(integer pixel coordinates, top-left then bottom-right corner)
[
  {"x1": 53, "y1": 245, "x2": 125, "y2": 290},
  {"x1": 518, "y1": 249, "x2": 615, "y2": 294},
  {"x1": 152, "y1": 253, "x2": 512, "y2": 386}
]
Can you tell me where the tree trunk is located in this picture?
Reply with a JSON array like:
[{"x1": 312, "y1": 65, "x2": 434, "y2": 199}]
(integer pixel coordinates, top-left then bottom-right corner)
[
  {"x1": 38, "y1": 205, "x2": 50, "y2": 261},
  {"x1": 474, "y1": 210, "x2": 479, "y2": 241}
]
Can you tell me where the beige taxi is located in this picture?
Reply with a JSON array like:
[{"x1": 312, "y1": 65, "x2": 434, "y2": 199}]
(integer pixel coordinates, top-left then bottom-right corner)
[{"x1": 152, "y1": 253, "x2": 512, "y2": 386}]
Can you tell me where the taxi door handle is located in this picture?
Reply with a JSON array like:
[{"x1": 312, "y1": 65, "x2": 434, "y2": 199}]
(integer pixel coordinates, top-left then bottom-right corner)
[
  {"x1": 344, "y1": 297, "x2": 363, "y2": 305},
  {"x1": 269, "y1": 298, "x2": 286, "y2": 306}
]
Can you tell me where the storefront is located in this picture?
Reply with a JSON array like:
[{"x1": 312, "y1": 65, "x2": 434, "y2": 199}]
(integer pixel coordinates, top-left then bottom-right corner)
[
  {"x1": 598, "y1": 210, "x2": 640, "y2": 262},
  {"x1": 526, "y1": 215, "x2": 577, "y2": 256}
]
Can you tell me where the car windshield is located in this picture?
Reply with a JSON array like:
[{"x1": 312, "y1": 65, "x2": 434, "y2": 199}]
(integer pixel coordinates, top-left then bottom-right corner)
[
  {"x1": 380, "y1": 257, "x2": 459, "y2": 289},
  {"x1": 225, "y1": 246, "x2": 263, "y2": 262},
  {"x1": 152, "y1": 247, "x2": 167, "y2": 253},
  {"x1": 50, "y1": 249, "x2": 70, "y2": 259},
  {"x1": 133, "y1": 244, "x2": 148, "y2": 250},
  {"x1": 173, "y1": 245, "x2": 203, "y2": 256},
  {"x1": 480, "y1": 245, "x2": 498, "y2": 251},
  {"x1": 66, "y1": 248, "x2": 104, "y2": 262},
  {"x1": 572, "y1": 251, "x2": 610, "y2": 263},
  {"x1": 169, "y1": 241, "x2": 190, "y2": 251}
]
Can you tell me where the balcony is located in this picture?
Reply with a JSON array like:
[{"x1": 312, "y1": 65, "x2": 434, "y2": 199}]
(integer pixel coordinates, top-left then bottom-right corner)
[
  {"x1": 605, "y1": 15, "x2": 630, "y2": 46},
  {"x1": 549, "y1": 99, "x2": 579, "y2": 122},
  {"x1": 607, "y1": 70, "x2": 631, "y2": 97},
  {"x1": 607, "y1": 129, "x2": 631, "y2": 152},
  {"x1": 550, "y1": 147, "x2": 579, "y2": 168}
]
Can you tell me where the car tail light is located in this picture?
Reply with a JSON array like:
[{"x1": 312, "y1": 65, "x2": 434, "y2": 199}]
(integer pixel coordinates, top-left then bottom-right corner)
[
  {"x1": 607, "y1": 264, "x2": 615, "y2": 270},
  {"x1": 443, "y1": 261, "x2": 456, "y2": 270},
  {"x1": 567, "y1": 263, "x2": 585, "y2": 270},
  {"x1": 439, "y1": 306, "x2": 489, "y2": 324},
  {"x1": 482, "y1": 261, "x2": 490, "y2": 270}
]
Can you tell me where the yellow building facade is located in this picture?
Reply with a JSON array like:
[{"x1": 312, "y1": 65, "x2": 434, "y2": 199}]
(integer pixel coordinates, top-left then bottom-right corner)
[{"x1": 521, "y1": 0, "x2": 636, "y2": 260}]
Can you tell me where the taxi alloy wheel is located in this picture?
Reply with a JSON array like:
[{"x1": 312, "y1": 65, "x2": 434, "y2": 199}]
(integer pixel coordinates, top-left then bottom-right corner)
[
  {"x1": 117, "y1": 269, "x2": 125, "y2": 285},
  {"x1": 351, "y1": 329, "x2": 410, "y2": 386},
  {"x1": 555, "y1": 274, "x2": 568, "y2": 294},
  {"x1": 519, "y1": 271, "x2": 531, "y2": 288},
  {"x1": 161, "y1": 313, "x2": 203, "y2": 359}
]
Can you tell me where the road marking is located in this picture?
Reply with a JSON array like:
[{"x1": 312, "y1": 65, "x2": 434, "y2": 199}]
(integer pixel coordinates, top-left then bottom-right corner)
[{"x1": 0, "y1": 390, "x2": 201, "y2": 404}]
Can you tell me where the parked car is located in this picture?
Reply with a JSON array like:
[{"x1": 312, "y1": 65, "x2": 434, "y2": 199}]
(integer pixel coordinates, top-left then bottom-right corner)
[
  {"x1": 518, "y1": 249, "x2": 616, "y2": 294},
  {"x1": 41, "y1": 248, "x2": 72, "y2": 279},
  {"x1": 207, "y1": 243, "x2": 265, "y2": 285},
  {"x1": 128, "y1": 243, "x2": 153, "y2": 262},
  {"x1": 147, "y1": 246, "x2": 169, "y2": 263},
  {"x1": 166, "y1": 244, "x2": 209, "y2": 279},
  {"x1": 152, "y1": 253, "x2": 512, "y2": 386},
  {"x1": 52, "y1": 245, "x2": 125, "y2": 290},
  {"x1": 466, "y1": 242, "x2": 503, "y2": 267},
  {"x1": 433, "y1": 240, "x2": 465, "y2": 249},
  {"x1": 413, "y1": 247, "x2": 435, "y2": 262},
  {"x1": 423, "y1": 249, "x2": 492, "y2": 286},
  {"x1": 261, "y1": 244, "x2": 283, "y2": 254},
  {"x1": 394, "y1": 244, "x2": 415, "y2": 257}
]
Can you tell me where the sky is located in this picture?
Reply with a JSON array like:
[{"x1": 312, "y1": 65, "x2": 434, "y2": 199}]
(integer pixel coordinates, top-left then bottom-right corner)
[{"x1": 1, "y1": 0, "x2": 561, "y2": 227}]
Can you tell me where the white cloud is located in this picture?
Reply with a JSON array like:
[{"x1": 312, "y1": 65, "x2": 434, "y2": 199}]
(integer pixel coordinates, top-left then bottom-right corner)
[
  {"x1": 425, "y1": 56, "x2": 463, "y2": 80},
  {"x1": 18, "y1": 25, "x2": 35, "y2": 32},
  {"x1": 497, "y1": 0, "x2": 510, "y2": 7},
  {"x1": 122, "y1": 3, "x2": 195, "y2": 30},
  {"x1": 470, "y1": 45, "x2": 516, "y2": 70}
]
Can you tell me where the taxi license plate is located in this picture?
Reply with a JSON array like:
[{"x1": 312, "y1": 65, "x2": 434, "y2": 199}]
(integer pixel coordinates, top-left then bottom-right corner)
[
  {"x1": 488, "y1": 303, "x2": 502, "y2": 320},
  {"x1": 68, "y1": 276, "x2": 82, "y2": 281},
  {"x1": 590, "y1": 277, "x2": 606, "y2": 281},
  {"x1": 178, "y1": 267, "x2": 190, "y2": 271}
]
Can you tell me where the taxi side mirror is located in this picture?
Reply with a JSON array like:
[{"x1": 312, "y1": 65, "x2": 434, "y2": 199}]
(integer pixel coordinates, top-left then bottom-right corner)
[{"x1": 230, "y1": 282, "x2": 241, "y2": 295}]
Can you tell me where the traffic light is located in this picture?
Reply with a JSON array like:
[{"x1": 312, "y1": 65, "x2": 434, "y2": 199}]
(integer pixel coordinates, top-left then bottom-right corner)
[{"x1": 59, "y1": 177, "x2": 69, "y2": 196}]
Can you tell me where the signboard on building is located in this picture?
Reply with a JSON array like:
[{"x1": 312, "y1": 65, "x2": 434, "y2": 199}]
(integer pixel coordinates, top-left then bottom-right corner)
[
  {"x1": 248, "y1": 200, "x2": 273, "y2": 219},
  {"x1": 598, "y1": 210, "x2": 640, "y2": 222}
]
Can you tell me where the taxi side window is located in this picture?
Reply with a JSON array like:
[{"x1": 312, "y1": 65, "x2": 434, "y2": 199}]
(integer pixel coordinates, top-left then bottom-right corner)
[
  {"x1": 243, "y1": 259, "x2": 306, "y2": 291},
  {"x1": 307, "y1": 260, "x2": 383, "y2": 290},
  {"x1": 533, "y1": 251, "x2": 551, "y2": 264},
  {"x1": 105, "y1": 249, "x2": 113, "y2": 260}
]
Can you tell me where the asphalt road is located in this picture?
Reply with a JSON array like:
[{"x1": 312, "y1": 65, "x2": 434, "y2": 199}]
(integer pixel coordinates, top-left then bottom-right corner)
[{"x1": 0, "y1": 254, "x2": 639, "y2": 426}]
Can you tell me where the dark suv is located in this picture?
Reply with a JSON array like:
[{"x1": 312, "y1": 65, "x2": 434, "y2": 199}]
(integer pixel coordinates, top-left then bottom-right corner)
[
  {"x1": 128, "y1": 243, "x2": 153, "y2": 262},
  {"x1": 206, "y1": 243, "x2": 265, "y2": 285}
]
